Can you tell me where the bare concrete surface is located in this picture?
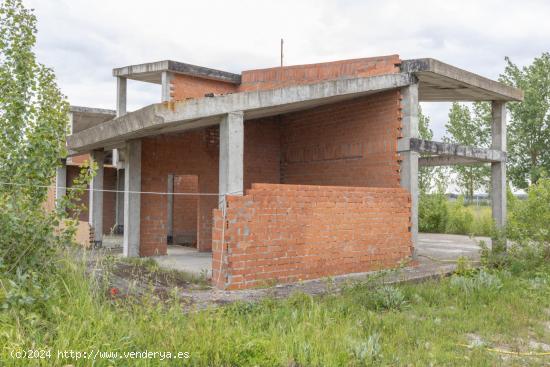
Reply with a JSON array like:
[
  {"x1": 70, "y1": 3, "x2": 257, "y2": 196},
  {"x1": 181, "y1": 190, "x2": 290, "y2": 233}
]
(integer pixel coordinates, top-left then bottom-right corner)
[
  {"x1": 84, "y1": 233, "x2": 488, "y2": 311},
  {"x1": 152, "y1": 246, "x2": 211, "y2": 276}
]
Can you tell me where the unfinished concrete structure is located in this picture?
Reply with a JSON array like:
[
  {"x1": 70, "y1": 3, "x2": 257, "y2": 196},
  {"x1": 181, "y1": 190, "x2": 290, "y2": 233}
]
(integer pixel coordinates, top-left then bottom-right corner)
[{"x1": 59, "y1": 55, "x2": 522, "y2": 289}]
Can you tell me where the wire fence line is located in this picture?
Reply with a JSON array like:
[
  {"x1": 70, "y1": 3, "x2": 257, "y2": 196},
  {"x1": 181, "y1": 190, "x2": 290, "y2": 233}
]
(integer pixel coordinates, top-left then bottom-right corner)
[{"x1": 0, "y1": 181, "x2": 243, "y2": 197}]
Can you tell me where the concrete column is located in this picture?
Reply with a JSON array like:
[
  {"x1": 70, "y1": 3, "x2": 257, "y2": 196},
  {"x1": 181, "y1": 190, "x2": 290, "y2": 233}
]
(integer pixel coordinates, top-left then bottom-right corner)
[
  {"x1": 161, "y1": 71, "x2": 173, "y2": 102},
  {"x1": 55, "y1": 159, "x2": 67, "y2": 207},
  {"x1": 114, "y1": 77, "x2": 127, "y2": 169},
  {"x1": 491, "y1": 101, "x2": 507, "y2": 233},
  {"x1": 123, "y1": 140, "x2": 141, "y2": 257},
  {"x1": 166, "y1": 173, "x2": 174, "y2": 244},
  {"x1": 219, "y1": 111, "x2": 244, "y2": 207},
  {"x1": 116, "y1": 77, "x2": 127, "y2": 117},
  {"x1": 114, "y1": 168, "x2": 125, "y2": 233},
  {"x1": 399, "y1": 83, "x2": 420, "y2": 248},
  {"x1": 89, "y1": 150, "x2": 104, "y2": 246}
]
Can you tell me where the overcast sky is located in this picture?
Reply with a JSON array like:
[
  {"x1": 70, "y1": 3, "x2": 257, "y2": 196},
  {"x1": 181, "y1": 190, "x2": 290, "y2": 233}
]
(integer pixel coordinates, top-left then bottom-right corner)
[{"x1": 26, "y1": 0, "x2": 549, "y2": 140}]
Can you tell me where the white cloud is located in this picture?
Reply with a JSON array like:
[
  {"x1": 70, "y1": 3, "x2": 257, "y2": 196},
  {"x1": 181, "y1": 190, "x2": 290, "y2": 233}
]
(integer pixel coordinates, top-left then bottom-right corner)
[{"x1": 26, "y1": 0, "x2": 550, "y2": 137}]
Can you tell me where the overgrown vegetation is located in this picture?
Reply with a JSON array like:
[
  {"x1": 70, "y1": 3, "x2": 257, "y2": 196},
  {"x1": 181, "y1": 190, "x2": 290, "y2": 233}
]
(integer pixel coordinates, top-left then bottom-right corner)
[
  {"x1": 0, "y1": 0, "x2": 91, "y2": 317},
  {"x1": 419, "y1": 194, "x2": 494, "y2": 236},
  {"x1": 1, "y1": 246, "x2": 549, "y2": 366}
]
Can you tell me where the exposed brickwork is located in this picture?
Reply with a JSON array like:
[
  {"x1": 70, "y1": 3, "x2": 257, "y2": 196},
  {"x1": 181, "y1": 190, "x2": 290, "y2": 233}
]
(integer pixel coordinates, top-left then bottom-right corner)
[
  {"x1": 140, "y1": 132, "x2": 218, "y2": 256},
  {"x1": 170, "y1": 74, "x2": 237, "y2": 101},
  {"x1": 173, "y1": 174, "x2": 199, "y2": 245},
  {"x1": 212, "y1": 184, "x2": 412, "y2": 290},
  {"x1": 280, "y1": 91, "x2": 402, "y2": 188},
  {"x1": 168, "y1": 56, "x2": 401, "y2": 102},
  {"x1": 243, "y1": 117, "x2": 281, "y2": 189},
  {"x1": 239, "y1": 55, "x2": 401, "y2": 92},
  {"x1": 139, "y1": 120, "x2": 282, "y2": 255}
]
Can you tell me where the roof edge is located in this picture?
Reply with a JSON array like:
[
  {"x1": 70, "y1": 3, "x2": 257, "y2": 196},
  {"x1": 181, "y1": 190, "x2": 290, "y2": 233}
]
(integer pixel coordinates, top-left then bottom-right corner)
[
  {"x1": 401, "y1": 58, "x2": 524, "y2": 101},
  {"x1": 112, "y1": 60, "x2": 241, "y2": 84}
]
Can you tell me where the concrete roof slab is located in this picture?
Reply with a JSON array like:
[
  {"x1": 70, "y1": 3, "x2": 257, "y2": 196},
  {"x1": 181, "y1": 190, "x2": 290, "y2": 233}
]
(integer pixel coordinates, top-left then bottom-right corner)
[
  {"x1": 67, "y1": 72, "x2": 414, "y2": 152},
  {"x1": 401, "y1": 58, "x2": 523, "y2": 102},
  {"x1": 112, "y1": 60, "x2": 241, "y2": 84}
]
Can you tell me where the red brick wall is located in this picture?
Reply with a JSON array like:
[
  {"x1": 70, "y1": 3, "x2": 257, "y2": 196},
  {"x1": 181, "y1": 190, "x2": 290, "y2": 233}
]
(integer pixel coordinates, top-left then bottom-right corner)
[
  {"x1": 239, "y1": 55, "x2": 400, "y2": 92},
  {"x1": 171, "y1": 74, "x2": 237, "y2": 101},
  {"x1": 280, "y1": 91, "x2": 402, "y2": 188},
  {"x1": 244, "y1": 117, "x2": 281, "y2": 189},
  {"x1": 168, "y1": 55, "x2": 401, "y2": 102},
  {"x1": 139, "y1": 120, "x2": 282, "y2": 255},
  {"x1": 212, "y1": 183, "x2": 412, "y2": 290},
  {"x1": 140, "y1": 132, "x2": 218, "y2": 256},
  {"x1": 173, "y1": 175, "x2": 199, "y2": 245}
]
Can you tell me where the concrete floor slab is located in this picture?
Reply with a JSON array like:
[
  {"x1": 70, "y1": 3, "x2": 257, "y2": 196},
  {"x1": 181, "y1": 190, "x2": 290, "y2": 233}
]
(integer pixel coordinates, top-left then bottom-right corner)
[{"x1": 152, "y1": 246, "x2": 212, "y2": 276}]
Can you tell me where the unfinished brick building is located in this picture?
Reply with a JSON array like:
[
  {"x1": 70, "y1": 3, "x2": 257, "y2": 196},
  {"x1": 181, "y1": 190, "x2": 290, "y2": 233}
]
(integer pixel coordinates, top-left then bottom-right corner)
[{"x1": 59, "y1": 55, "x2": 522, "y2": 289}]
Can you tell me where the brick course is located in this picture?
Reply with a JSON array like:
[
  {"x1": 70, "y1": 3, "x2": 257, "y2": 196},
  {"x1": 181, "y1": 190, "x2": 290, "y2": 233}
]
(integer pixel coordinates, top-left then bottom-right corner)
[{"x1": 212, "y1": 183, "x2": 412, "y2": 290}]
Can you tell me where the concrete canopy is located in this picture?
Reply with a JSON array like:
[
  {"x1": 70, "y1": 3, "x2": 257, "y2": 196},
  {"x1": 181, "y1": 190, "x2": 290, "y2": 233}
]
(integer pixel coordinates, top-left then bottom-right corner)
[
  {"x1": 401, "y1": 59, "x2": 524, "y2": 102},
  {"x1": 112, "y1": 60, "x2": 241, "y2": 85}
]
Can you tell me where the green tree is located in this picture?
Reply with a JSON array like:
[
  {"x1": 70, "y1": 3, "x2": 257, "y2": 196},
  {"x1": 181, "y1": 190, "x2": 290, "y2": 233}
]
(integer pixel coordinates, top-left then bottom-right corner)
[
  {"x1": 0, "y1": 0, "x2": 90, "y2": 311},
  {"x1": 444, "y1": 102, "x2": 491, "y2": 201},
  {"x1": 500, "y1": 53, "x2": 550, "y2": 189}
]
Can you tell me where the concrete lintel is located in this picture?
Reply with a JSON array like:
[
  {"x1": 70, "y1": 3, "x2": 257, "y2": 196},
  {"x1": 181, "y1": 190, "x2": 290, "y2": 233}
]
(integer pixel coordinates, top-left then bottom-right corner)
[
  {"x1": 112, "y1": 60, "x2": 241, "y2": 85},
  {"x1": 89, "y1": 150, "x2": 104, "y2": 246},
  {"x1": 404, "y1": 138, "x2": 506, "y2": 163},
  {"x1": 68, "y1": 72, "x2": 414, "y2": 152},
  {"x1": 123, "y1": 140, "x2": 141, "y2": 257},
  {"x1": 219, "y1": 111, "x2": 244, "y2": 208},
  {"x1": 401, "y1": 58, "x2": 523, "y2": 102}
]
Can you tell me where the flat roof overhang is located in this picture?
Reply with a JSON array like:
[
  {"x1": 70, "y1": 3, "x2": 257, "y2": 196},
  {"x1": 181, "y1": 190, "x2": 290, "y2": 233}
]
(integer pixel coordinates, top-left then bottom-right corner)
[
  {"x1": 401, "y1": 58, "x2": 523, "y2": 102},
  {"x1": 112, "y1": 60, "x2": 241, "y2": 85},
  {"x1": 70, "y1": 106, "x2": 116, "y2": 134},
  {"x1": 67, "y1": 72, "x2": 414, "y2": 153}
]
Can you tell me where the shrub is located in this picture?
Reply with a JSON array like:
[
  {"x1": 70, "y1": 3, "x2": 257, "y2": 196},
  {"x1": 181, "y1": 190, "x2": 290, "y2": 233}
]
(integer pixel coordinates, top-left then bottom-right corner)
[
  {"x1": 419, "y1": 192, "x2": 448, "y2": 233},
  {"x1": 449, "y1": 270, "x2": 503, "y2": 294},
  {"x1": 445, "y1": 196, "x2": 474, "y2": 235},
  {"x1": 372, "y1": 285, "x2": 408, "y2": 311},
  {"x1": 508, "y1": 177, "x2": 550, "y2": 258}
]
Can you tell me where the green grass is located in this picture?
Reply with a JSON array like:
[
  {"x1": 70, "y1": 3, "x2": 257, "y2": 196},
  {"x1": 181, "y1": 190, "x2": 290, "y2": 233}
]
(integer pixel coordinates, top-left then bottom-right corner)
[{"x1": 1, "y1": 255, "x2": 549, "y2": 366}]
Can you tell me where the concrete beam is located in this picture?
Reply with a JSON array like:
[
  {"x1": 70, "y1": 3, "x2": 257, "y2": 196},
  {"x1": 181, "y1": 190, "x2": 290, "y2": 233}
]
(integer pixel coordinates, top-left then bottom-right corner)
[
  {"x1": 55, "y1": 159, "x2": 67, "y2": 206},
  {"x1": 401, "y1": 58, "x2": 524, "y2": 102},
  {"x1": 123, "y1": 140, "x2": 141, "y2": 257},
  {"x1": 401, "y1": 138, "x2": 506, "y2": 163},
  {"x1": 89, "y1": 150, "x2": 104, "y2": 246},
  {"x1": 419, "y1": 156, "x2": 486, "y2": 167},
  {"x1": 219, "y1": 112, "x2": 244, "y2": 207},
  {"x1": 399, "y1": 83, "x2": 419, "y2": 248},
  {"x1": 67, "y1": 73, "x2": 414, "y2": 153},
  {"x1": 491, "y1": 101, "x2": 507, "y2": 231}
]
